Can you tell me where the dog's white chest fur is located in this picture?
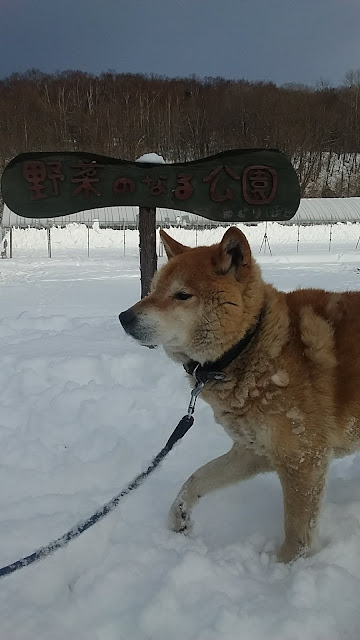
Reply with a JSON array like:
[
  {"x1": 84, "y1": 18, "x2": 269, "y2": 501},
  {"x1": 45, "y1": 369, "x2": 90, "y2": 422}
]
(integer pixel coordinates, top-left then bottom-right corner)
[
  {"x1": 216, "y1": 409, "x2": 272, "y2": 455},
  {"x1": 203, "y1": 375, "x2": 281, "y2": 456}
]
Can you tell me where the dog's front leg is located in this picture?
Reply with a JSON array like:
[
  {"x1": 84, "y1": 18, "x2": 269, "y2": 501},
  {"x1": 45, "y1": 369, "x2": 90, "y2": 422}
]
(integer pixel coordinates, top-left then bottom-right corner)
[
  {"x1": 169, "y1": 445, "x2": 271, "y2": 534},
  {"x1": 275, "y1": 454, "x2": 329, "y2": 563}
]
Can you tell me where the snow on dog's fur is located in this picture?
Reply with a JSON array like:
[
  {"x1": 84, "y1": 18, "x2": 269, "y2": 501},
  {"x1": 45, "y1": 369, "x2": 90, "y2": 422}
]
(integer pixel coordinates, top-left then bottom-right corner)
[{"x1": 120, "y1": 227, "x2": 360, "y2": 562}]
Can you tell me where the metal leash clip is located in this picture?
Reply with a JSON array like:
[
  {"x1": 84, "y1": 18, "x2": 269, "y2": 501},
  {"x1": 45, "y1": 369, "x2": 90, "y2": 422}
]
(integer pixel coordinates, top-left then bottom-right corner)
[
  {"x1": 205, "y1": 371, "x2": 227, "y2": 381},
  {"x1": 192, "y1": 363, "x2": 227, "y2": 384},
  {"x1": 186, "y1": 362, "x2": 227, "y2": 418},
  {"x1": 187, "y1": 381, "x2": 205, "y2": 418}
]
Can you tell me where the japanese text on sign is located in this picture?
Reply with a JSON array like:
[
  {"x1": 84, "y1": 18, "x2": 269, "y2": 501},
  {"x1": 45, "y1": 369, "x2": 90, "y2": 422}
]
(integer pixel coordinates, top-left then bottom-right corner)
[{"x1": 22, "y1": 160, "x2": 278, "y2": 205}]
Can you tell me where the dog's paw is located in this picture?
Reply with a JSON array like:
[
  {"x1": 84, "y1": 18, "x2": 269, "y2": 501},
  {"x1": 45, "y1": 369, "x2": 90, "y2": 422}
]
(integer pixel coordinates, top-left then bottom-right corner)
[
  {"x1": 277, "y1": 541, "x2": 307, "y2": 564},
  {"x1": 168, "y1": 500, "x2": 193, "y2": 534}
]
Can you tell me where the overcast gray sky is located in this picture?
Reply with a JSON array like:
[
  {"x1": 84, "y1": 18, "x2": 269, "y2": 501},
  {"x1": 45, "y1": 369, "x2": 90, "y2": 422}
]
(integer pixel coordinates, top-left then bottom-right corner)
[{"x1": 1, "y1": 0, "x2": 359, "y2": 86}]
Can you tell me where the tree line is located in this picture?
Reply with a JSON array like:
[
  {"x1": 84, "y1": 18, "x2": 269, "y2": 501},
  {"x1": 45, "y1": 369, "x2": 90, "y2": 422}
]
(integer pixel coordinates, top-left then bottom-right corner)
[{"x1": 1, "y1": 68, "x2": 360, "y2": 206}]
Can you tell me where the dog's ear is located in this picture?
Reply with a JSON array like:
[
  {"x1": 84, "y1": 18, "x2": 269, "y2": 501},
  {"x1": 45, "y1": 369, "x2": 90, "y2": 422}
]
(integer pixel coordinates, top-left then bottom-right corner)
[
  {"x1": 215, "y1": 227, "x2": 251, "y2": 276},
  {"x1": 160, "y1": 230, "x2": 190, "y2": 259}
]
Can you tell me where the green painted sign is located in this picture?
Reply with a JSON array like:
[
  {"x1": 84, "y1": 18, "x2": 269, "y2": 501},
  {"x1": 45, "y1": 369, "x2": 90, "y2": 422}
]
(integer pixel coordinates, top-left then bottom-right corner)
[{"x1": 1, "y1": 149, "x2": 300, "y2": 223}]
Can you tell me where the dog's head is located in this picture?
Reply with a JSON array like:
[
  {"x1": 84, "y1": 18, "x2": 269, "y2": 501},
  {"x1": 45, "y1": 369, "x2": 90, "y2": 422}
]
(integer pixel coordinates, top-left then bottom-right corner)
[{"x1": 119, "y1": 227, "x2": 264, "y2": 364}]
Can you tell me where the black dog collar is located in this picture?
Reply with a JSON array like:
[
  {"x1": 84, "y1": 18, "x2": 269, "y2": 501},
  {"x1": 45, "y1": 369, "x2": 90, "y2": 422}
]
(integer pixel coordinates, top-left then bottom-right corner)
[{"x1": 183, "y1": 308, "x2": 264, "y2": 384}]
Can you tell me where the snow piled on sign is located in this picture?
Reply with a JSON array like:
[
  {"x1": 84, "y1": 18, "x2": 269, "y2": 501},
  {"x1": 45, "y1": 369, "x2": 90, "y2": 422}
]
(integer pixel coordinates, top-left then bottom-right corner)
[
  {"x1": 136, "y1": 153, "x2": 166, "y2": 163},
  {"x1": 0, "y1": 225, "x2": 360, "y2": 639}
]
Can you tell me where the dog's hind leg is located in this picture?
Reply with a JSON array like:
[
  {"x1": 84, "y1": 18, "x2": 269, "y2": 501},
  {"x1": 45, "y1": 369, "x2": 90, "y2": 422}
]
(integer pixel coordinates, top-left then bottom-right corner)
[{"x1": 169, "y1": 445, "x2": 271, "y2": 534}]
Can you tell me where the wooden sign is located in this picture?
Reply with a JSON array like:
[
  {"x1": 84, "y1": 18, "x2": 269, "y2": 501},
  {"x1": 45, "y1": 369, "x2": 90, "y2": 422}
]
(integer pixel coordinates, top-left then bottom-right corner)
[{"x1": 1, "y1": 149, "x2": 300, "y2": 222}]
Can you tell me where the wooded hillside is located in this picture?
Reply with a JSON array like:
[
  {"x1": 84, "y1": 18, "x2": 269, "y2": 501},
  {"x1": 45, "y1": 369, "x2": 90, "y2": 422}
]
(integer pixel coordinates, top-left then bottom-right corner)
[{"x1": 1, "y1": 70, "x2": 360, "y2": 199}]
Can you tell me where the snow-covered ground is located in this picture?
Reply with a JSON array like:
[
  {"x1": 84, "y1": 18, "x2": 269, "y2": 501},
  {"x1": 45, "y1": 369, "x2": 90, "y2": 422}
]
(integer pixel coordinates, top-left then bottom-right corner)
[{"x1": 1, "y1": 224, "x2": 360, "y2": 639}]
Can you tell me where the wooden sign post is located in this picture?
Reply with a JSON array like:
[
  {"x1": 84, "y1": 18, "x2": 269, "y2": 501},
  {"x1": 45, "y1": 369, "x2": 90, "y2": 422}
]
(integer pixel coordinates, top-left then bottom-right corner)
[
  {"x1": 1, "y1": 149, "x2": 301, "y2": 295},
  {"x1": 139, "y1": 206, "x2": 157, "y2": 298}
]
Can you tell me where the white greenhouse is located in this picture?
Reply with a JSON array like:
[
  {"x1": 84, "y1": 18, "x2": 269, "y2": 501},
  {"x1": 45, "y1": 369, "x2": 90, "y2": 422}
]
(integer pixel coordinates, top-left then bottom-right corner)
[{"x1": 2, "y1": 198, "x2": 360, "y2": 229}]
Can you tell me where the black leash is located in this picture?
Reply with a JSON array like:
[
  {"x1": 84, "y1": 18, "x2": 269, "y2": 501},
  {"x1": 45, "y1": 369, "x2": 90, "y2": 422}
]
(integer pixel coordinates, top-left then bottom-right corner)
[{"x1": 0, "y1": 381, "x2": 205, "y2": 580}]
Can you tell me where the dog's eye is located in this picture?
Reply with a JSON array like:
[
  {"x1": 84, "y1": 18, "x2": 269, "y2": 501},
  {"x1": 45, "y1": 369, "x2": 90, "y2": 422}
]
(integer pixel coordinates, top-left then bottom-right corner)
[{"x1": 173, "y1": 292, "x2": 193, "y2": 301}]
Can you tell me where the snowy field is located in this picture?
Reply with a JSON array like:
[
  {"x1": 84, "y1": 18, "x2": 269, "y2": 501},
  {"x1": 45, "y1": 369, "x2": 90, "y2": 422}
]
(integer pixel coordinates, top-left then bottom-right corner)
[{"x1": 1, "y1": 223, "x2": 360, "y2": 639}]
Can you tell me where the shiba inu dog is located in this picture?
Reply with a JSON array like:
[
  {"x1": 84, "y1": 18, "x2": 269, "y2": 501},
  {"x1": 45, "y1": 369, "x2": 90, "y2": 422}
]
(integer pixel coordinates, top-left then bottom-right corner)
[{"x1": 119, "y1": 227, "x2": 360, "y2": 562}]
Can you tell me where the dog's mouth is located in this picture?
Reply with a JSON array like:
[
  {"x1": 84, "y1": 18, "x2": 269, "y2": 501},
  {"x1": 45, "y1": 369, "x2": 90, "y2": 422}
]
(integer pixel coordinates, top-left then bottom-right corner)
[
  {"x1": 131, "y1": 337, "x2": 157, "y2": 350},
  {"x1": 119, "y1": 310, "x2": 157, "y2": 349},
  {"x1": 136, "y1": 334, "x2": 158, "y2": 349},
  {"x1": 137, "y1": 335, "x2": 157, "y2": 349}
]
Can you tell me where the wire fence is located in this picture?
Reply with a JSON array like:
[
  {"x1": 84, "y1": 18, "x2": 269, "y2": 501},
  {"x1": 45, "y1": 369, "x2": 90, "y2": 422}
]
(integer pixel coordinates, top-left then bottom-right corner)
[{"x1": 2, "y1": 221, "x2": 360, "y2": 259}]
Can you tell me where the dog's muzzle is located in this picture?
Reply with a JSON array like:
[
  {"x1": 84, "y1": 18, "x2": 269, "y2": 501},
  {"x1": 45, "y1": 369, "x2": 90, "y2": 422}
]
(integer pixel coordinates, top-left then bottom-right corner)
[{"x1": 119, "y1": 308, "x2": 157, "y2": 348}]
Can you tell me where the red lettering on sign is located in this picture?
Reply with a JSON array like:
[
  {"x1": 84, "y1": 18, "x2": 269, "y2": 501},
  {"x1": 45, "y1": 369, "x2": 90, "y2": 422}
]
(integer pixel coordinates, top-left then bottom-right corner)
[
  {"x1": 202, "y1": 165, "x2": 240, "y2": 202},
  {"x1": 22, "y1": 161, "x2": 65, "y2": 200},
  {"x1": 71, "y1": 160, "x2": 104, "y2": 197},
  {"x1": 22, "y1": 161, "x2": 47, "y2": 200},
  {"x1": 242, "y1": 166, "x2": 277, "y2": 204},
  {"x1": 46, "y1": 161, "x2": 65, "y2": 196},
  {"x1": 174, "y1": 173, "x2": 193, "y2": 200},
  {"x1": 143, "y1": 175, "x2": 167, "y2": 196},
  {"x1": 113, "y1": 177, "x2": 136, "y2": 195}
]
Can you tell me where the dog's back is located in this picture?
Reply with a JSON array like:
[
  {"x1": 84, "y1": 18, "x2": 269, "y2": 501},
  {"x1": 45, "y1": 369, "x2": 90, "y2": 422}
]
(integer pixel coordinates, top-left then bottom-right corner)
[{"x1": 285, "y1": 288, "x2": 360, "y2": 450}]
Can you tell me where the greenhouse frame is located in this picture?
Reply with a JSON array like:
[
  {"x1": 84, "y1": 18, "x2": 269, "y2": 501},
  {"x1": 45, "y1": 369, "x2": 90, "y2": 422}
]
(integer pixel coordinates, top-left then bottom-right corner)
[{"x1": 2, "y1": 198, "x2": 360, "y2": 230}]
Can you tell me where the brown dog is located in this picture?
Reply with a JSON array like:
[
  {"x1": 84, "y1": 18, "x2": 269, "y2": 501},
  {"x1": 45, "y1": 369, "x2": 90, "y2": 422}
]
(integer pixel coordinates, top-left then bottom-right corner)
[{"x1": 119, "y1": 227, "x2": 360, "y2": 562}]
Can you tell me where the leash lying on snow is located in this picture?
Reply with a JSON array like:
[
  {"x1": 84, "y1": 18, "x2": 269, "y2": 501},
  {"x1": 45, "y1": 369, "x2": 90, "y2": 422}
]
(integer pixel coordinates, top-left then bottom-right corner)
[
  {"x1": 0, "y1": 315, "x2": 262, "y2": 579},
  {"x1": 0, "y1": 380, "x2": 204, "y2": 579}
]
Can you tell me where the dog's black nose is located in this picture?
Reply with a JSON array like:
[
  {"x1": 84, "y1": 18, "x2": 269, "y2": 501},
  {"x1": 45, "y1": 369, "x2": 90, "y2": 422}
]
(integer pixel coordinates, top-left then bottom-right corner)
[{"x1": 119, "y1": 308, "x2": 136, "y2": 329}]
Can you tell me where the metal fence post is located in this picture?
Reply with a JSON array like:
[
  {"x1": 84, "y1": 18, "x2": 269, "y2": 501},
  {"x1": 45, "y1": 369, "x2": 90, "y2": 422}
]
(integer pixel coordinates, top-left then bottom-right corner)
[
  {"x1": 297, "y1": 222, "x2": 300, "y2": 253},
  {"x1": 158, "y1": 228, "x2": 164, "y2": 257},
  {"x1": 47, "y1": 227, "x2": 52, "y2": 258}
]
